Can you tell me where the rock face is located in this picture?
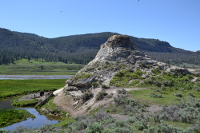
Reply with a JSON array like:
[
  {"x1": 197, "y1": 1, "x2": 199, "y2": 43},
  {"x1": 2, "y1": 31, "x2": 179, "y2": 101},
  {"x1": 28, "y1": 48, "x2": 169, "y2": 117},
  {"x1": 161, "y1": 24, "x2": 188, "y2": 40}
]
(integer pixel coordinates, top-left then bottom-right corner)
[
  {"x1": 65, "y1": 35, "x2": 158, "y2": 90},
  {"x1": 92, "y1": 35, "x2": 142, "y2": 62}
]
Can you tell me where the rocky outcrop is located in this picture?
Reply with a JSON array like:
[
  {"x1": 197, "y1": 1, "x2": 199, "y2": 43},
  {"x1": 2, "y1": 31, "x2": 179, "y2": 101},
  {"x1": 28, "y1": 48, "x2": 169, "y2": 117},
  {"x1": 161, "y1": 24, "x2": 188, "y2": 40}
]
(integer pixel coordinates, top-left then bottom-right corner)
[
  {"x1": 65, "y1": 35, "x2": 154, "y2": 90},
  {"x1": 64, "y1": 35, "x2": 191, "y2": 91},
  {"x1": 55, "y1": 35, "x2": 196, "y2": 117},
  {"x1": 36, "y1": 92, "x2": 54, "y2": 108}
]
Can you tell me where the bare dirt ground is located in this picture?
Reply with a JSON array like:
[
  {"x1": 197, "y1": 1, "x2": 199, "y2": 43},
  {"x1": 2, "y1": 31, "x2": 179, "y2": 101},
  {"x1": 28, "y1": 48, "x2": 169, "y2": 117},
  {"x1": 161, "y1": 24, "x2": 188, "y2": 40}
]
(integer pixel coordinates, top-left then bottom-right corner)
[{"x1": 53, "y1": 86, "x2": 162, "y2": 118}]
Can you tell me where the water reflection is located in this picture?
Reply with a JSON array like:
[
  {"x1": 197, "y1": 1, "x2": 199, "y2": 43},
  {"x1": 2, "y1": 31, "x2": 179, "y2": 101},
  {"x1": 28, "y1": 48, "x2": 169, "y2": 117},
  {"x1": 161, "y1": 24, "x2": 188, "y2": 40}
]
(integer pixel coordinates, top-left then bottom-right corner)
[
  {"x1": 1, "y1": 108, "x2": 59, "y2": 131},
  {"x1": 0, "y1": 100, "x2": 13, "y2": 111}
]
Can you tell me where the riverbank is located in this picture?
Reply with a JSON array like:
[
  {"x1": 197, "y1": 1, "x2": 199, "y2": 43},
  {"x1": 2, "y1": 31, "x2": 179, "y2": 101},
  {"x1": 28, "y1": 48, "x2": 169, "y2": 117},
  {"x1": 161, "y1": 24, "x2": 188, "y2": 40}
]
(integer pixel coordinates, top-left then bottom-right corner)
[
  {"x1": 0, "y1": 80, "x2": 65, "y2": 130},
  {"x1": 0, "y1": 107, "x2": 60, "y2": 131},
  {"x1": 0, "y1": 108, "x2": 35, "y2": 128}
]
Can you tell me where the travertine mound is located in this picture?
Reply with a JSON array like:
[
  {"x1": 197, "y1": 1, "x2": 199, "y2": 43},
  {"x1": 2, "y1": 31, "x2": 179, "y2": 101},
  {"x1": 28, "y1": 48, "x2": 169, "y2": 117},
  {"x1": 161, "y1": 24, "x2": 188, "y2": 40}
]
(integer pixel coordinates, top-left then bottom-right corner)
[{"x1": 65, "y1": 35, "x2": 168, "y2": 90}]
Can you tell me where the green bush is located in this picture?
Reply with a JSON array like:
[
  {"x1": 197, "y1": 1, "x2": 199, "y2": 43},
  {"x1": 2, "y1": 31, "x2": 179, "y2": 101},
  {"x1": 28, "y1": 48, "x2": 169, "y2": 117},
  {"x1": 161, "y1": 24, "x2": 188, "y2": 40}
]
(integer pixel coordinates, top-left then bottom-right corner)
[
  {"x1": 103, "y1": 121, "x2": 134, "y2": 133},
  {"x1": 110, "y1": 70, "x2": 145, "y2": 86},
  {"x1": 0, "y1": 129, "x2": 9, "y2": 133},
  {"x1": 96, "y1": 91, "x2": 107, "y2": 101},
  {"x1": 151, "y1": 68, "x2": 161, "y2": 75},
  {"x1": 174, "y1": 92, "x2": 183, "y2": 97},
  {"x1": 102, "y1": 85, "x2": 110, "y2": 89},
  {"x1": 117, "y1": 88, "x2": 127, "y2": 94},
  {"x1": 156, "y1": 121, "x2": 186, "y2": 133},
  {"x1": 150, "y1": 92, "x2": 163, "y2": 98},
  {"x1": 157, "y1": 98, "x2": 200, "y2": 123},
  {"x1": 76, "y1": 73, "x2": 91, "y2": 79},
  {"x1": 188, "y1": 118, "x2": 200, "y2": 133},
  {"x1": 85, "y1": 122, "x2": 102, "y2": 133},
  {"x1": 94, "y1": 111, "x2": 111, "y2": 122},
  {"x1": 68, "y1": 116, "x2": 93, "y2": 131},
  {"x1": 134, "y1": 120, "x2": 148, "y2": 130},
  {"x1": 81, "y1": 92, "x2": 94, "y2": 102},
  {"x1": 129, "y1": 80, "x2": 140, "y2": 86}
]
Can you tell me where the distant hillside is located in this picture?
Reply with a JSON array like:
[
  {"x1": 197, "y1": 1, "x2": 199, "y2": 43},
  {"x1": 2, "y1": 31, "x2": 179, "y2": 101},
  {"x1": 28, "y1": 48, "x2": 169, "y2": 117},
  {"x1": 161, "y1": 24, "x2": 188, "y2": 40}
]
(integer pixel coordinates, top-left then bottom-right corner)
[{"x1": 0, "y1": 28, "x2": 200, "y2": 67}]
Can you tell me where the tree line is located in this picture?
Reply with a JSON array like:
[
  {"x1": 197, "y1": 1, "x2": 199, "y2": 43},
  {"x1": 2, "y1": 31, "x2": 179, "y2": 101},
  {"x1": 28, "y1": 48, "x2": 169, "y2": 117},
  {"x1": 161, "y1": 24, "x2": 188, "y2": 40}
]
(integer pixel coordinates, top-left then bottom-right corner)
[{"x1": 0, "y1": 28, "x2": 200, "y2": 66}]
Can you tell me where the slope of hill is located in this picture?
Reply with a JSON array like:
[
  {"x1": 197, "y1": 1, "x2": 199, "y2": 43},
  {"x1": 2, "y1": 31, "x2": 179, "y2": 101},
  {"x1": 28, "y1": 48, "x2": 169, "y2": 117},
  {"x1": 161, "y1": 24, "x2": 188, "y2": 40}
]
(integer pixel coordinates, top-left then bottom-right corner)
[
  {"x1": 44, "y1": 35, "x2": 200, "y2": 133},
  {"x1": 0, "y1": 28, "x2": 200, "y2": 67}
]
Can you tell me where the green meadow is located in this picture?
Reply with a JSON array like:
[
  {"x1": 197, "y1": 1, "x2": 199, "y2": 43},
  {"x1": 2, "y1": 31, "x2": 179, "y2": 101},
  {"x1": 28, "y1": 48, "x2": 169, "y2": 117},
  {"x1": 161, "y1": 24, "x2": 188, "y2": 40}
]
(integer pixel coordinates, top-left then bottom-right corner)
[
  {"x1": 177, "y1": 62, "x2": 200, "y2": 70},
  {"x1": 0, "y1": 79, "x2": 66, "y2": 99},
  {"x1": 111, "y1": 69, "x2": 200, "y2": 106},
  {"x1": 0, "y1": 59, "x2": 84, "y2": 75},
  {"x1": 0, "y1": 109, "x2": 35, "y2": 127}
]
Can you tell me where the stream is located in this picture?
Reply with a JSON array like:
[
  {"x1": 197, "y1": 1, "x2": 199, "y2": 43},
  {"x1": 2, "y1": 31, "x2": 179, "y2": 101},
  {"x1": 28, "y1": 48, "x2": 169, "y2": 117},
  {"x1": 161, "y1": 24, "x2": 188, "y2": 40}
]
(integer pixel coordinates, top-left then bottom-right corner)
[
  {"x1": 0, "y1": 100, "x2": 60, "y2": 131},
  {"x1": 0, "y1": 75, "x2": 73, "y2": 131}
]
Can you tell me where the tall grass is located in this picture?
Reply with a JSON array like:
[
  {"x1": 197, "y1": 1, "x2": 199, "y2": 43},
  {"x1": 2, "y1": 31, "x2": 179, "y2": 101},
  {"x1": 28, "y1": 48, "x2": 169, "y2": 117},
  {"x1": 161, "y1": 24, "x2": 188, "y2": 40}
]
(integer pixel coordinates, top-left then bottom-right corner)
[
  {"x1": 0, "y1": 79, "x2": 66, "y2": 99},
  {"x1": 0, "y1": 59, "x2": 84, "y2": 75},
  {"x1": 0, "y1": 109, "x2": 35, "y2": 127}
]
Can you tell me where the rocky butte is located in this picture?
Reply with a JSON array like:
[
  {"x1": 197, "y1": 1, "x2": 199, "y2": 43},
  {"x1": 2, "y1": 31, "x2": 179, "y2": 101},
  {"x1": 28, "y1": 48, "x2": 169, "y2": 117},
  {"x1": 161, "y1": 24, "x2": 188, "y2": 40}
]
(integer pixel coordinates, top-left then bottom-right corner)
[
  {"x1": 53, "y1": 35, "x2": 193, "y2": 116},
  {"x1": 65, "y1": 35, "x2": 171, "y2": 91}
]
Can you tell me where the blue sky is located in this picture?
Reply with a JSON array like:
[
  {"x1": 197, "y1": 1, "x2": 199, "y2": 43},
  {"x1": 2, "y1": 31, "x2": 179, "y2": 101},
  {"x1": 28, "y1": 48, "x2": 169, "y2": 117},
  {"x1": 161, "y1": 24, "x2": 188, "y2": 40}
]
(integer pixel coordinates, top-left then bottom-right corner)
[{"x1": 1, "y1": 0, "x2": 200, "y2": 51}]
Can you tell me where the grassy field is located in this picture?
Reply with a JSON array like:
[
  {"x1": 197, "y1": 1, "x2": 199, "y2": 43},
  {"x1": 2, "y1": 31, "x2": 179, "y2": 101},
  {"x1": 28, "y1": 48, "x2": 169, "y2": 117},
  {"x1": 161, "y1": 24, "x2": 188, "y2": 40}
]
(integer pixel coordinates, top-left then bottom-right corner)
[
  {"x1": 0, "y1": 109, "x2": 35, "y2": 127},
  {"x1": 129, "y1": 88, "x2": 200, "y2": 106},
  {"x1": 176, "y1": 62, "x2": 200, "y2": 70},
  {"x1": 0, "y1": 59, "x2": 84, "y2": 75},
  {"x1": 0, "y1": 79, "x2": 66, "y2": 99}
]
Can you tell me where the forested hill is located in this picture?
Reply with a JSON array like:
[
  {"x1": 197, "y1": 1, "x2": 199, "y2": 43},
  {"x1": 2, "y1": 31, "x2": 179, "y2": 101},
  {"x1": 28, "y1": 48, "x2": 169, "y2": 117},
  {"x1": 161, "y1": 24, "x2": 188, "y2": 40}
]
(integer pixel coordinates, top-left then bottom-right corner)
[{"x1": 0, "y1": 28, "x2": 200, "y2": 66}]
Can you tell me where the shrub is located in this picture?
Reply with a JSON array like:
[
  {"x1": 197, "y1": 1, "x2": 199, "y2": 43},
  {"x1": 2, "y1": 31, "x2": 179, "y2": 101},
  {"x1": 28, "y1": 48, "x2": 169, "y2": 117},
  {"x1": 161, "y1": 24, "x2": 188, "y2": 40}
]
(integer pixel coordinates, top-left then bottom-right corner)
[
  {"x1": 104, "y1": 121, "x2": 134, "y2": 133},
  {"x1": 129, "y1": 80, "x2": 140, "y2": 86},
  {"x1": 109, "y1": 70, "x2": 145, "y2": 87},
  {"x1": 143, "y1": 127, "x2": 155, "y2": 133},
  {"x1": 123, "y1": 105, "x2": 135, "y2": 115},
  {"x1": 159, "y1": 101, "x2": 199, "y2": 123},
  {"x1": 96, "y1": 91, "x2": 107, "y2": 101},
  {"x1": 0, "y1": 129, "x2": 9, "y2": 133},
  {"x1": 117, "y1": 88, "x2": 127, "y2": 94},
  {"x1": 102, "y1": 85, "x2": 110, "y2": 89},
  {"x1": 127, "y1": 117, "x2": 136, "y2": 123},
  {"x1": 68, "y1": 116, "x2": 94, "y2": 131},
  {"x1": 12, "y1": 126, "x2": 29, "y2": 133},
  {"x1": 130, "y1": 70, "x2": 145, "y2": 79},
  {"x1": 193, "y1": 86, "x2": 200, "y2": 91},
  {"x1": 151, "y1": 68, "x2": 161, "y2": 75},
  {"x1": 174, "y1": 92, "x2": 183, "y2": 97},
  {"x1": 85, "y1": 122, "x2": 102, "y2": 133},
  {"x1": 12, "y1": 124, "x2": 63, "y2": 133},
  {"x1": 94, "y1": 111, "x2": 111, "y2": 122},
  {"x1": 90, "y1": 82, "x2": 100, "y2": 87},
  {"x1": 114, "y1": 95, "x2": 137, "y2": 107},
  {"x1": 187, "y1": 118, "x2": 200, "y2": 133},
  {"x1": 134, "y1": 120, "x2": 148, "y2": 130},
  {"x1": 150, "y1": 92, "x2": 163, "y2": 98},
  {"x1": 39, "y1": 124, "x2": 59, "y2": 133},
  {"x1": 156, "y1": 121, "x2": 186, "y2": 133},
  {"x1": 81, "y1": 92, "x2": 93, "y2": 102}
]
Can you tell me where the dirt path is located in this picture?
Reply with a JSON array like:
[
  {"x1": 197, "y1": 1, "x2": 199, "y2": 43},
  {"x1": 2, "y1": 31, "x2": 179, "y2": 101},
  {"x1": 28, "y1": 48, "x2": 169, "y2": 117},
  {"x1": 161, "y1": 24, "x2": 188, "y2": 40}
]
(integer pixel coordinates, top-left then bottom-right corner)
[
  {"x1": 53, "y1": 91, "x2": 82, "y2": 117},
  {"x1": 106, "y1": 86, "x2": 146, "y2": 94},
  {"x1": 53, "y1": 86, "x2": 160, "y2": 117}
]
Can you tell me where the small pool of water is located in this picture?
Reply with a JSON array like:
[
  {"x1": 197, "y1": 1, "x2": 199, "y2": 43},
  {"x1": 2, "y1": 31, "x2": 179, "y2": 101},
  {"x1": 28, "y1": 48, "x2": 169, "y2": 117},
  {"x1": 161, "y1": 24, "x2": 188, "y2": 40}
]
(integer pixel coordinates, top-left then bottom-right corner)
[{"x1": 0, "y1": 100, "x2": 60, "y2": 131}]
